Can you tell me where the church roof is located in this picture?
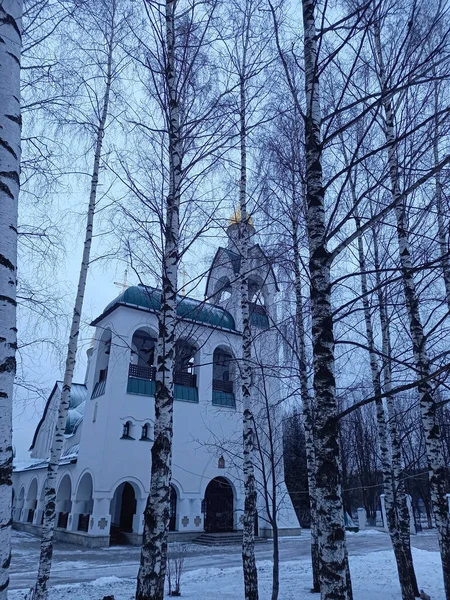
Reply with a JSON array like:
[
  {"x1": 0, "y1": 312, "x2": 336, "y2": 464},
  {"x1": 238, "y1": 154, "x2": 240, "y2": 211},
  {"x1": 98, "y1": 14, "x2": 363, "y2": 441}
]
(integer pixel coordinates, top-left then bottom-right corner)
[
  {"x1": 92, "y1": 284, "x2": 237, "y2": 331},
  {"x1": 29, "y1": 382, "x2": 87, "y2": 451}
]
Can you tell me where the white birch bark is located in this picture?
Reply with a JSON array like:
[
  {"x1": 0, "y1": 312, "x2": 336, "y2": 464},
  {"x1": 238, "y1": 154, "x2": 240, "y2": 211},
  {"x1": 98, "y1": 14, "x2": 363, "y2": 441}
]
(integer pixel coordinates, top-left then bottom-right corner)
[
  {"x1": 373, "y1": 20, "x2": 450, "y2": 598},
  {"x1": 33, "y1": 7, "x2": 116, "y2": 598},
  {"x1": 0, "y1": 3, "x2": 22, "y2": 598},
  {"x1": 135, "y1": 1, "x2": 180, "y2": 598},
  {"x1": 432, "y1": 80, "x2": 450, "y2": 311},
  {"x1": 354, "y1": 206, "x2": 417, "y2": 600},
  {"x1": 292, "y1": 214, "x2": 320, "y2": 593},
  {"x1": 238, "y1": 71, "x2": 259, "y2": 600},
  {"x1": 372, "y1": 224, "x2": 418, "y2": 596},
  {"x1": 301, "y1": 0, "x2": 350, "y2": 597}
]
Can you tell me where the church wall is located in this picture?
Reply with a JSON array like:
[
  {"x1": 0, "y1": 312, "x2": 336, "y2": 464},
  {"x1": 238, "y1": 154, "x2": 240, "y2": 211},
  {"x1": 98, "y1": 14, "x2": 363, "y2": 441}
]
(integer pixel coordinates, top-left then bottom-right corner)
[{"x1": 13, "y1": 238, "x2": 301, "y2": 545}]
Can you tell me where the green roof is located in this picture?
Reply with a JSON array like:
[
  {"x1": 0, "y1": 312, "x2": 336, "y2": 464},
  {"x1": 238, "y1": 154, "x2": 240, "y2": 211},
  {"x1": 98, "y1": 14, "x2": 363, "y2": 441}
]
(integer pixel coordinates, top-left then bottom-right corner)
[{"x1": 96, "y1": 285, "x2": 236, "y2": 331}]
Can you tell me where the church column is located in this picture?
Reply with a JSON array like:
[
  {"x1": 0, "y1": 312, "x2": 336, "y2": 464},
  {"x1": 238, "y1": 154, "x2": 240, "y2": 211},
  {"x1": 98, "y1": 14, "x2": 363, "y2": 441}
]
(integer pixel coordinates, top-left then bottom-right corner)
[
  {"x1": 177, "y1": 497, "x2": 202, "y2": 532},
  {"x1": 67, "y1": 499, "x2": 84, "y2": 531},
  {"x1": 33, "y1": 497, "x2": 45, "y2": 526},
  {"x1": 133, "y1": 497, "x2": 146, "y2": 534},
  {"x1": 197, "y1": 346, "x2": 213, "y2": 405},
  {"x1": 89, "y1": 497, "x2": 112, "y2": 536}
]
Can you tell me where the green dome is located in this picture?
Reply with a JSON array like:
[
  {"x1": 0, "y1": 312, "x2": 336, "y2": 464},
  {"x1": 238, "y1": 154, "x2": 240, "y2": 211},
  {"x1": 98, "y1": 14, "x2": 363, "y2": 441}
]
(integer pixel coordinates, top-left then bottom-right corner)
[{"x1": 100, "y1": 285, "x2": 236, "y2": 331}]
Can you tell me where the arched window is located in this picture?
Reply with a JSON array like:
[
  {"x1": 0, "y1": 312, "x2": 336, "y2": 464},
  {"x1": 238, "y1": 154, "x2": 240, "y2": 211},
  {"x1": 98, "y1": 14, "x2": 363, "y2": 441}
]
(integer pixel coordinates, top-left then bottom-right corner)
[
  {"x1": 214, "y1": 277, "x2": 232, "y2": 304},
  {"x1": 92, "y1": 329, "x2": 112, "y2": 398},
  {"x1": 248, "y1": 278, "x2": 269, "y2": 329},
  {"x1": 174, "y1": 340, "x2": 197, "y2": 388},
  {"x1": 212, "y1": 348, "x2": 235, "y2": 407},
  {"x1": 129, "y1": 329, "x2": 157, "y2": 381},
  {"x1": 140, "y1": 423, "x2": 151, "y2": 441},
  {"x1": 121, "y1": 421, "x2": 133, "y2": 439}
]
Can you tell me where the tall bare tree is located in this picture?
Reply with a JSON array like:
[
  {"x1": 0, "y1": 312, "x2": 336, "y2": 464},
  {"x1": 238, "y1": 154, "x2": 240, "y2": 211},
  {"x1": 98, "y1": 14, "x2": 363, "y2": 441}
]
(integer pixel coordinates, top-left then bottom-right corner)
[
  {"x1": 33, "y1": 2, "x2": 123, "y2": 597},
  {"x1": 0, "y1": 2, "x2": 23, "y2": 599}
]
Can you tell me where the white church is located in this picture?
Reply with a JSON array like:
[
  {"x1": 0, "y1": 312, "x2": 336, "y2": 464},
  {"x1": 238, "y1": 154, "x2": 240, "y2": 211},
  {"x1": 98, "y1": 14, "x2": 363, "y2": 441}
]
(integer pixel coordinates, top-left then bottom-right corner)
[{"x1": 12, "y1": 216, "x2": 300, "y2": 547}]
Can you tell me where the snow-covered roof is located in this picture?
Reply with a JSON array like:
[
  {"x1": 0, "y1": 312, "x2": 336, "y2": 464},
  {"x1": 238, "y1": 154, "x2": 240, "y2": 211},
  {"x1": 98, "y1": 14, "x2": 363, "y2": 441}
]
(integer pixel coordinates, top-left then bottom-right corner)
[
  {"x1": 91, "y1": 284, "x2": 237, "y2": 331},
  {"x1": 29, "y1": 382, "x2": 87, "y2": 451}
]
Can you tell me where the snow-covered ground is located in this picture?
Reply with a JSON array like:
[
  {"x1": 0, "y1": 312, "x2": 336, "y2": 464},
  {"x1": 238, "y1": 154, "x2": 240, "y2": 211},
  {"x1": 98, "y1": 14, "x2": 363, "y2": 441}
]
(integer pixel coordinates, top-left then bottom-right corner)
[{"x1": 9, "y1": 531, "x2": 443, "y2": 600}]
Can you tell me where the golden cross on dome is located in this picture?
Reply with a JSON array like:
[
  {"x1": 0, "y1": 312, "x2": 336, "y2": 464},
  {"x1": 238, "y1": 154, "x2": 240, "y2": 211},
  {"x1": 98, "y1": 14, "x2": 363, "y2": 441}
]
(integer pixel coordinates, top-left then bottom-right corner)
[{"x1": 114, "y1": 268, "x2": 129, "y2": 293}]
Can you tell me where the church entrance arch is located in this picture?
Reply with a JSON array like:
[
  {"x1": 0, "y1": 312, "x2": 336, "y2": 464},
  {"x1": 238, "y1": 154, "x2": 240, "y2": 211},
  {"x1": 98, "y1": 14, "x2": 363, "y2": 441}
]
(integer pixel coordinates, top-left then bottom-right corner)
[
  {"x1": 110, "y1": 481, "x2": 139, "y2": 544},
  {"x1": 56, "y1": 475, "x2": 72, "y2": 529},
  {"x1": 204, "y1": 477, "x2": 234, "y2": 533}
]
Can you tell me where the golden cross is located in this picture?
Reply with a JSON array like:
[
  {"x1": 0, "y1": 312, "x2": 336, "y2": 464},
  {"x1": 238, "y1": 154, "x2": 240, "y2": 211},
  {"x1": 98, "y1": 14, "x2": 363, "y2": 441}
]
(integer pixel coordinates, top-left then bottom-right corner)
[{"x1": 114, "y1": 269, "x2": 129, "y2": 293}]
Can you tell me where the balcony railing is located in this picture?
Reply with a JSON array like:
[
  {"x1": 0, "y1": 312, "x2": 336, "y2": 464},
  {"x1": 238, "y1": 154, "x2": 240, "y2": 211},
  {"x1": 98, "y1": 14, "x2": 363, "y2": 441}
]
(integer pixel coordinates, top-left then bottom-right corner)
[
  {"x1": 213, "y1": 379, "x2": 233, "y2": 394},
  {"x1": 128, "y1": 365, "x2": 197, "y2": 388},
  {"x1": 174, "y1": 371, "x2": 197, "y2": 388},
  {"x1": 129, "y1": 364, "x2": 156, "y2": 381}
]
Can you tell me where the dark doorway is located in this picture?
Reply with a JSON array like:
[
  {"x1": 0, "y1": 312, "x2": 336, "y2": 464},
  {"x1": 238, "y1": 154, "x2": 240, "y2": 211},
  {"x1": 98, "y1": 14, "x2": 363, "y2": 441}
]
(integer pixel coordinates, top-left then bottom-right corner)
[
  {"x1": 204, "y1": 477, "x2": 234, "y2": 533},
  {"x1": 119, "y1": 483, "x2": 136, "y2": 532},
  {"x1": 169, "y1": 485, "x2": 177, "y2": 531}
]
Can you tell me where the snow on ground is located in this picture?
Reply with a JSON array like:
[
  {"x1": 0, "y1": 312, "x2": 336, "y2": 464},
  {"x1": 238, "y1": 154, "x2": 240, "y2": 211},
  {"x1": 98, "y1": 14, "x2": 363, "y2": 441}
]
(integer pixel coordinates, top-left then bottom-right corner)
[{"x1": 9, "y1": 547, "x2": 443, "y2": 600}]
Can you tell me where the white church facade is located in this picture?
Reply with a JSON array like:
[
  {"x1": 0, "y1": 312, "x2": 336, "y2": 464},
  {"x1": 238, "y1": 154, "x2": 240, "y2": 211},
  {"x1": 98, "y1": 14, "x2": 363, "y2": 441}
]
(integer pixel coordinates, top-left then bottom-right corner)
[{"x1": 12, "y1": 218, "x2": 300, "y2": 547}]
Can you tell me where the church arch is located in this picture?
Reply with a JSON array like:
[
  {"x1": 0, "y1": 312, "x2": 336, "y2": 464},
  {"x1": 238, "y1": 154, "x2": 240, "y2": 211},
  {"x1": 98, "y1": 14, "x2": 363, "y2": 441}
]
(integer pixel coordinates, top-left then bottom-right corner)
[
  {"x1": 56, "y1": 473, "x2": 72, "y2": 529},
  {"x1": 248, "y1": 275, "x2": 269, "y2": 329},
  {"x1": 212, "y1": 346, "x2": 236, "y2": 407},
  {"x1": 174, "y1": 339, "x2": 198, "y2": 388},
  {"x1": 92, "y1": 328, "x2": 112, "y2": 394},
  {"x1": 129, "y1": 327, "x2": 157, "y2": 381},
  {"x1": 109, "y1": 479, "x2": 142, "y2": 544},
  {"x1": 203, "y1": 476, "x2": 234, "y2": 533},
  {"x1": 214, "y1": 276, "x2": 232, "y2": 304},
  {"x1": 74, "y1": 471, "x2": 94, "y2": 532},
  {"x1": 24, "y1": 478, "x2": 38, "y2": 523}
]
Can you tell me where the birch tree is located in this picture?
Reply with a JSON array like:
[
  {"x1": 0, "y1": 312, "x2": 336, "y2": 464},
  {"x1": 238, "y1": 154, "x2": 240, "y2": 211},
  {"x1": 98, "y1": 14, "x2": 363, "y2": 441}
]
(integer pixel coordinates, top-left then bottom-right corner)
[
  {"x1": 0, "y1": 2, "x2": 23, "y2": 599},
  {"x1": 33, "y1": 2, "x2": 123, "y2": 598},
  {"x1": 134, "y1": 0, "x2": 181, "y2": 589},
  {"x1": 300, "y1": 0, "x2": 351, "y2": 595},
  {"x1": 370, "y1": 6, "x2": 450, "y2": 595},
  {"x1": 135, "y1": 1, "x2": 214, "y2": 597}
]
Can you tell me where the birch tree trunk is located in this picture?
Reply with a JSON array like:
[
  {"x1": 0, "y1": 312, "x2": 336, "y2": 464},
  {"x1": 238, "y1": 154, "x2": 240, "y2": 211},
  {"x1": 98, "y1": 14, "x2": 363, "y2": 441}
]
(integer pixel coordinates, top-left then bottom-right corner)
[
  {"x1": 33, "y1": 8, "x2": 116, "y2": 599},
  {"x1": 292, "y1": 214, "x2": 320, "y2": 593},
  {"x1": 301, "y1": 0, "x2": 350, "y2": 597},
  {"x1": 0, "y1": 3, "x2": 22, "y2": 598},
  {"x1": 354, "y1": 207, "x2": 417, "y2": 600},
  {"x1": 432, "y1": 80, "x2": 450, "y2": 311},
  {"x1": 372, "y1": 223, "x2": 419, "y2": 597},
  {"x1": 135, "y1": 1, "x2": 181, "y2": 598},
  {"x1": 238, "y1": 72, "x2": 259, "y2": 600},
  {"x1": 373, "y1": 20, "x2": 450, "y2": 599}
]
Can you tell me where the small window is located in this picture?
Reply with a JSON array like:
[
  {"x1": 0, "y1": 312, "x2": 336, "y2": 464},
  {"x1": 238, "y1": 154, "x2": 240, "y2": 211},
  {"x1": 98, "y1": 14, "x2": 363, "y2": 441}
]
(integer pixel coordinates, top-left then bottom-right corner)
[
  {"x1": 121, "y1": 421, "x2": 134, "y2": 439},
  {"x1": 218, "y1": 456, "x2": 225, "y2": 469},
  {"x1": 140, "y1": 423, "x2": 151, "y2": 441},
  {"x1": 93, "y1": 402, "x2": 98, "y2": 423}
]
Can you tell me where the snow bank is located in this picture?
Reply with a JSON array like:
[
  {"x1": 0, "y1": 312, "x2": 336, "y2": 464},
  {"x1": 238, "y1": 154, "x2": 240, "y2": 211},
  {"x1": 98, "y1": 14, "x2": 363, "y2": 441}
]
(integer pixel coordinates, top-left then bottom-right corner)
[{"x1": 9, "y1": 547, "x2": 443, "y2": 600}]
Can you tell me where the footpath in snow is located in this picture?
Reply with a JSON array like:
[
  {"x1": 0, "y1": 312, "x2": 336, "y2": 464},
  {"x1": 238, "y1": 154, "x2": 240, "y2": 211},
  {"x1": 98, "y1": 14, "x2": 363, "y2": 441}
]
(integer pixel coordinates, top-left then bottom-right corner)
[{"x1": 10, "y1": 546, "x2": 443, "y2": 600}]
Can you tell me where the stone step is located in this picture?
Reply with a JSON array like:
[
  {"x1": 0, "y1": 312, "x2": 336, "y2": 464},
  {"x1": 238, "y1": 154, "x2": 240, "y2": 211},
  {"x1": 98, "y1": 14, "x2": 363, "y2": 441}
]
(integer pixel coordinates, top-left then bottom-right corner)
[{"x1": 194, "y1": 532, "x2": 268, "y2": 546}]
